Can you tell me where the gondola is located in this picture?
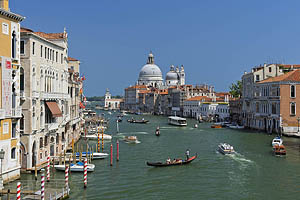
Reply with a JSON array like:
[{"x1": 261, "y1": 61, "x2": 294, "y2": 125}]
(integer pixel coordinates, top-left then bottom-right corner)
[
  {"x1": 127, "y1": 119, "x2": 149, "y2": 124},
  {"x1": 155, "y1": 127, "x2": 160, "y2": 136},
  {"x1": 146, "y1": 154, "x2": 197, "y2": 167}
]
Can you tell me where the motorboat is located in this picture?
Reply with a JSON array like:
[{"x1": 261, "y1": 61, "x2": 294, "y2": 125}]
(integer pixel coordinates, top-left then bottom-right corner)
[
  {"x1": 168, "y1": 116, "x2": 187, "y2": 126},
  {"x1": 55, "y1": 162, "x2": 95, "y2": 172},
  {"x1": 147, "y1": 155, "x2": 197, "y2": 167},
  {"x1": 67, "y1": 152, "x2": 108, "y2": 159},
  {"x1": 273, "y1": 144, "x2": 286, "y2": 156},
  {"x1": 194, "y1": 124, "x2": 198, "y2": 128},
  {"x1": 272, "y1": 136, "x2": 283, "y2": 147},
  {"x1": 82, "y1": 134, "x2": 112, "y2": 140},
  {"x1": 124, "y1": 136, "x2": 139, "y2": 143},
  {"x1": 127, "y1": 119, "x2": 149, "y2": 124},
  {"x1": 228, "y1": 125, "x2": 244, "y2": 129},
  {"x1": 155, "y1": 127, "x2": 160, "y2": 136},
  {"x1": 218, "y1": 143, "x2": 235, "y2": 154}
]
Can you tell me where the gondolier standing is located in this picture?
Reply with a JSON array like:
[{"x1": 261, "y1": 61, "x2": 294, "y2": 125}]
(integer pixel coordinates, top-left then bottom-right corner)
[{"x1": 186, "y1": 149, "x2": 190, "y2": 160}]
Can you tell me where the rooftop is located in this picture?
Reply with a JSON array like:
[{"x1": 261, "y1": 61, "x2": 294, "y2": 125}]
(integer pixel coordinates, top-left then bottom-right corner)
[{"x1": 259, "y1": 69, "x2": 300, "y2": 83}]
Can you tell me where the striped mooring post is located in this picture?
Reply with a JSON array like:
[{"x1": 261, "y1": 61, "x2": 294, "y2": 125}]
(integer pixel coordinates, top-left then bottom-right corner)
[
  {"x1": 41, "y1": 169, "x2": 45, "y2": 200},
  {"x1": 102, "y1": 128, "x2": 104, "y2": 151},
  {"x1": 16, "y1": 182, "x2": 21, "y2": 200},
  {"x1": 47, "y1": 156, "x2": 50, "y2": 182},
  {"x1": 117, "y1": 140, "x2": 119, "y2": 162},
  {"x1": 110, "y1": 143, "x2": 113, "y2": 166},
  {"x1": 65, "y1": 165, "x2": 69, "y2": 188},
  {"x1": 97, "y1": 132, "x2": 100, "y2": 153},
  {"x1": 83, "y1": 158, "x2": 87, "y2": 188}
]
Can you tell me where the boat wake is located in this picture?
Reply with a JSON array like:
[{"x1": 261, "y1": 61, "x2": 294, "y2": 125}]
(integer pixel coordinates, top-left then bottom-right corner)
[
  {"x1": 118, "y1": 132, "x2": 148, "y2": 135},
  {"x1": 227, "y1": 152, "x2": 254, "y2": 164},
  {"x1": 124, "y1": 140, "x2": 141, "y2": 144}
]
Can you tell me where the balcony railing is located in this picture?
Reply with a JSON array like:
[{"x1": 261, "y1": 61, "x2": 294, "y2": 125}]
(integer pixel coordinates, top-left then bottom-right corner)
[
  {"x1": 11, "y1": 107, "x2": 22, "y2": 118},
  {"x1": 0, "y1": 109, "x2": 5, "y2": 119},
  {"x1": 32, "y1": 91, "x2": 39, "y2": 98},
  {"x1": 45, "y1": 123, "x2": 59, "y2": 131},
  {"x1": 41, "y1": 92, "x2": 69, "y2": 100}
]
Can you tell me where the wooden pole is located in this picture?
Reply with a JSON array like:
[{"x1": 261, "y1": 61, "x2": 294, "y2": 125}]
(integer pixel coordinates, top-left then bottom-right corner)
[
  {"x1": 83, "y1": 158, "x2": 87, "y2": 189},
  {"x1": 102, "y1": 128, "x2": 104, "y2": 152},
  {"x1": 86, "y1": 144, "x2": 89, "y2": 164},
  {"x1": 110, "y1": 144, "x2": 113, "y2": 166},
  {"x1": 34, "y1": 165, "x2": 37, "y2": 180},
  {"x1": 117, "y1": 140, "x2": 119, "y2": 162},
  {"x1": 97, "y1": 129, "x2": 100, "y2": 153}
]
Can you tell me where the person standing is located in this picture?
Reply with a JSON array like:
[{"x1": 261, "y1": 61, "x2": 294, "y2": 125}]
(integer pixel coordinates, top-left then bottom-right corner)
[{"x1": 186, "y1": 149, "x2": 190, "y2": 160}]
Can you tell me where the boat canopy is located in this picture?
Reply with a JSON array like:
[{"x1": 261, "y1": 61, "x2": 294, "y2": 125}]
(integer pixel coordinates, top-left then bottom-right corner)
[{"x1": 168, "y1": 116, "x2": 186, "y2": 121}]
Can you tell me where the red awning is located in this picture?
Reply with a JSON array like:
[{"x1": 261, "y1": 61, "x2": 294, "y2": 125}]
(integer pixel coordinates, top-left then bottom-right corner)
[{"x1": 46, "y1": 102, "x2": 62, "y2": 117}]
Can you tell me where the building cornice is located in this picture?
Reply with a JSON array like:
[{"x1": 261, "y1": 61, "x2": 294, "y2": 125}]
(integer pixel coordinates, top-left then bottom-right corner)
[
  {"x1": 21, "y1": 32, "x2": 65, "y2": 50},
  {"x1": 0, "y1": 8, "x2": 25, "y2": 22}
]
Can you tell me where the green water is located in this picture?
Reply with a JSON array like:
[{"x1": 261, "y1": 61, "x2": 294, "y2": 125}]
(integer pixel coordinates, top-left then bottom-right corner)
[{"x1": 15, "y1": 111, "x2": 300, "y2": 199}]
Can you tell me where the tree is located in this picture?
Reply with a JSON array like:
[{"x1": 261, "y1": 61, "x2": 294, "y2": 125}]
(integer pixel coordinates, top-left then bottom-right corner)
[{"x1": 229, "y1": 80, "x2": 242, "y2": 98}]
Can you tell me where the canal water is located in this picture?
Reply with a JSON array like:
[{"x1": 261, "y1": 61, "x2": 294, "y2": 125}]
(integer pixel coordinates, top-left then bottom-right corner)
[{"x1": 14, "y1": 111, "x2": 300, "y2": 199}]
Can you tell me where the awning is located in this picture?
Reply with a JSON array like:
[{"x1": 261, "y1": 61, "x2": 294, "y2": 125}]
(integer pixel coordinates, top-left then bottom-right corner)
[{"x1": 46, "y1": 102, "x2": 62, "y2": 117}]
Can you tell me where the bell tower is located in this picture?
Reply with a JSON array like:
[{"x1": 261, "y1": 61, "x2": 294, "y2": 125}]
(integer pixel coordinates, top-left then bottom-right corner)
[{"x1": 180, "y1": 65, "x2": 185, "y2": 85}]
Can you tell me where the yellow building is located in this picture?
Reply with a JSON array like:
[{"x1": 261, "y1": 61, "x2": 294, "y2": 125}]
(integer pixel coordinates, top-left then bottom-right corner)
[{"x1": 0, "y1": 0, "x2": 24, "y2": 187}]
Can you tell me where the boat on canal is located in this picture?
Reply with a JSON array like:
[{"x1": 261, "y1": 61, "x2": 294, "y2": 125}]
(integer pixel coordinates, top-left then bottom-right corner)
[
  {"x1": 146, "y1": 155, "x2": 197, "y2": 167},
  {"x1": 218, "y1": 143, "x2": 235, "y2": 154},
  {"x1": 124, "y1": 136, "x2": 139, "y2": 143},
  {"x1": 127, "y1": 119, "x2": 149, "y2": 124},
  {"x1": 55, "y1": 162, "x2": 95, "y2": 172},
  {"x1": 272, "y1": 136, "x2": 283, "y2": 147},
  {"x1": 155, "y1": 126, "x2": 160, "y2": 136},
  {"x1": 67, "y1": 152, "x2": 109, "y2": 159},
  {"x1": 168, "y1": 116, "x2": 187, "y2": 126},
  {"x1": 82, "y1": 133, "x2": 112, "y2": 140},
  {"x1": 273, "y1": 144, "x2": 286, "y2": 156},
  {"x1": 211, "y1": 124, "x2": 222, "y2": 128}
]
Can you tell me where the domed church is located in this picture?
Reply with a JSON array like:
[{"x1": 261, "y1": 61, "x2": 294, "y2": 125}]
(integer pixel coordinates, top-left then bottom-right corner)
[{"x1": 137, "y1": 52, "x2": 185, "y2": 88}]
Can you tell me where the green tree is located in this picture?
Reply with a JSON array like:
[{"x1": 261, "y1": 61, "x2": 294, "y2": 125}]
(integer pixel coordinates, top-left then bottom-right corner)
[{"x1": 229, "y1": 80, "x2": 242, "y2": 98}]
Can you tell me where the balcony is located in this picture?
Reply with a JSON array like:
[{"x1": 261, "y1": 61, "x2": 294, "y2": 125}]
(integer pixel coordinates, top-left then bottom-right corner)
[
  {"x1": 0, "y1": 109, "x2": 5, "y2": 119},
  {"x1": 32, "y1": 91, "x2": 39, "y2": 98},
  {"x1": 20, "y1": 90, "x2": 25, "y2": 100},
  {"x1": 45, "y1": 123, "x2": 59, "y2": 131},
  {"x1": 41, "y1": 92, "x2": 69, "y2": 100},
  {"x1": 11, "y1": 107, "x2": 22, "y2": 118}
]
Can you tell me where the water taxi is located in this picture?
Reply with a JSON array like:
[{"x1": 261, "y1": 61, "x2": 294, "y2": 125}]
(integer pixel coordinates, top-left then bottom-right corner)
[
  {"x1": 124, "y1": 136, "x2": 139, "y2": 143},
  {"x1": 82, "y1": 133, "x2": 112, "y2": 140},
  {"x1": 194, "y1": 124, "x2": 198, "y2": 128},
  {"x1": 272, "y1": 136, "x2": 283, "y2": 147},
  {"x1": 55, "y1": 162, "x2": 95, "y2": 172},
  {"x1": 218, "y1": 143, "x2": 235, "y2": 154},
  {"x1": 168, "y1": 116, "x2": 187, "y2": 126},
  {"x1": 67, "y1": 152, "x2": 109, "y2": 159},
  {"x1": 211, "y1": 124, "x2": 222, "y2": 128},
  {"x1": 127, "y1": 119, "x2": 149, "y2": 124}
]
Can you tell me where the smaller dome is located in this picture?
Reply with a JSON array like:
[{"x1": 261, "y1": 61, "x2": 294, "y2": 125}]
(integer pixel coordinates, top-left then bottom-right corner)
[{"x1": 166, "y1": 71, "x2": 178, "y2": 80}]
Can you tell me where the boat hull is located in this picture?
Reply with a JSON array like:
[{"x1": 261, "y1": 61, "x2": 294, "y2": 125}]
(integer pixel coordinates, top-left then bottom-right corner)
[
  {"x1": 54, "y1": 164, "x2": 95, "y2": 172},
  {"x1": 147, "y1": 155, "x2": 197, "y2": 167}
]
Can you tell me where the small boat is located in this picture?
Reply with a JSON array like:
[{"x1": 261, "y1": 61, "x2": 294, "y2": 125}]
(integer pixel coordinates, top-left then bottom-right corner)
[
  {"x1": 272, "y1": 136, "x2": 283, "y2": 147},
  {"x1": 194, "y1": 124, "x2": 198, "y2": 128},
  {"x1": 168, "y1": 116, "x2": 187, "y2": 126},
  {"x1": 211, "y1": 124, "x2": 222, "y2": 128},
  {"x1": 127, "y1": 119, "x2": 149, "y2": 124},
  {"x1": 67, "y1": 152, "x2": 109, "y2": 159},
  {"x1": 117, "y1": 118, "x2": 122, "y2": 122},
  {"x1": 55, "y1": 162, "x2": 95, "y2": 172},
  {"x1": 146, "y1": 155, "x2": 197, "y2": 167},
  {"x1": 155, "y1": 127, "x2": 160, "y2": 136},
  {"x1": 218, "y1": 143, "x2": 235, "y2": 154},
  {"x1": 108, "y1": 111, "x2": 112, "y2": 115},
  {"x1": 82, "y1": 134, "x2": 112, "y2": 140},
  {"x1": 124, "y1": 136, "x2": 139, "y2": 143},
  {"x1": 273, "y1": 144, "x2": 286, "y2": 156},
  {"x1": 228, "y1": 125, "x2": 244, "y2": 129}
]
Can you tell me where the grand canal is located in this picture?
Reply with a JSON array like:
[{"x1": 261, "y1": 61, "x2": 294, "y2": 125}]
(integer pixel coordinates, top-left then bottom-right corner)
[{"x1": 15, "y1": 111, "x2": 300, "y2": 199}]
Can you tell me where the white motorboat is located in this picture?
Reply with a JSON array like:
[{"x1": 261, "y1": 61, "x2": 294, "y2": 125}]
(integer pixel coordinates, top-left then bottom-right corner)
[
  {"x1": 168, "y1": 116, "x2": 187, "y2": 126},
  {"x1": 194, "y1": 124, "x2": 198, "y2": 128},
  {"x1": 124, "y1": 136, "x2": 139, "y2": 143},
  {"x1": 67, "y1": 152, "x2": 109, "y2": 159},
  {"x1": 218, "y1": 143, "x2": 235, "y2": 154},
  {"x1": 55, "y1": 162, "x2": 95, "y2": 172},
  {"x1": 228, "y1": 125, "x2": 244, "y2": 129},
  {"x1": 272, "y1": 136, "x2": 283, "y2": 147},
  {"x1": 82, "y1": 134, "x2": 112, "y2": 140}
]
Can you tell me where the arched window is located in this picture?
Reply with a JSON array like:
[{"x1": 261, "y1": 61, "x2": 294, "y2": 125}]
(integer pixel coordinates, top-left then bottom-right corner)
[
  {"x1": 20, "y1": 67, "x2": 24, "y2": 91},
  {"x1": 11, "y1": 148, "x2": 16, "y2": 159},
  {"x1": 291, "y1": 85, "x2": 296, "y2": 98},
  {"x1": 12, "y1": 31, "x2": 16, "y2": 58},
  {"x1": 40, "y1": 137, "x2": 43, "y2": 148}
]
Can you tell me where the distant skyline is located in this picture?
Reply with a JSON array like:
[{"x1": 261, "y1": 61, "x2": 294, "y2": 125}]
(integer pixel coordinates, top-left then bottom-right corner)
[{"x1": 11, "y1": 0, "x2": 300, "y2": 96}]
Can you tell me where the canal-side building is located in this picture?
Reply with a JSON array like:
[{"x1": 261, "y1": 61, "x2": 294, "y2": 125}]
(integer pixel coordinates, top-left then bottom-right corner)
[
  {"x1": 67, "y1": 56, "x2": 84, "y2": 147},
  {"x1": 104, "y1": 88, "x2": 123, "y2": 110},
  {"x1": 0, "y1": 0, "x2": 24, "y2": 184},
  {"x1": 20, "y1": 27, "x2": 69, "y2": 170}
]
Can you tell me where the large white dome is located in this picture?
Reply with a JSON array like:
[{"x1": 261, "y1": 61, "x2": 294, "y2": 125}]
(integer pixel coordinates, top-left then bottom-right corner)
[
  {"x1": 166, "y1": 71, "x2": 178, "y2": 80},
  {"x1": 139, "y1": 64, "x2": 163, "y2": 81}
]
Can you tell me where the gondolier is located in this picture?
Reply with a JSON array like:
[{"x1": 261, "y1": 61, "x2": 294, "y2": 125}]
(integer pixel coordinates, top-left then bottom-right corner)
[{"x1": 186, "y1": 149, "x2": 190, "y2": 160}]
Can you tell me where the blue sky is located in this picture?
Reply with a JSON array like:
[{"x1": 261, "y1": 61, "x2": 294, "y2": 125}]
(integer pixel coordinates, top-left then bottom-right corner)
[{"x1": 11, "y1": 0, "x2": 300, "y2": 96}]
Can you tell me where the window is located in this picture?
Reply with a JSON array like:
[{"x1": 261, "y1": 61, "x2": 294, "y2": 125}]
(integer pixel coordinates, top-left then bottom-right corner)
[
  {"x1": 12, "y1": 31, "x2": 16, "y2": 58},
  {"x1": 12, "y1": 123, "x2": 16, "y2": 138},
  {"x1": 11, "y1": 148, "x2": 16, "y2": 159},
  {"x1": 2, "y1": 23, "x2": 8, "y2": 35},
  {"x1": 20, "y1": 41, "x2": 25, "y2": 54},
  {"x1": 61, "y1": 53, "x2": 63, "y2": 64},
  {"x1": 3, "y1": 122, "x2": 9, "y2": 134},
  {"x1": 41, "y1": 45, "x2": 43, "y2": 57},
  {"x1": 290, "y1": 102, "x2": 296, "y2": 116},
  {"x1": 56, "y1": 52, "x2": 58, "y2": 62},
  {"x1": 256, "y1": 75, "x2": 260, "y2": 82},
  {"x1": 291, "y1": 85, "x2": 296, "y2": 98},
  {"x1": 269, "y1": 67, "x2": 272, "y2": 73},
  {"x1": 32, "y1": 42, "x2": 35, "y2": 55},
  {"x1": 45, "y1": 47, "x2": 47, "y2": 59}
]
